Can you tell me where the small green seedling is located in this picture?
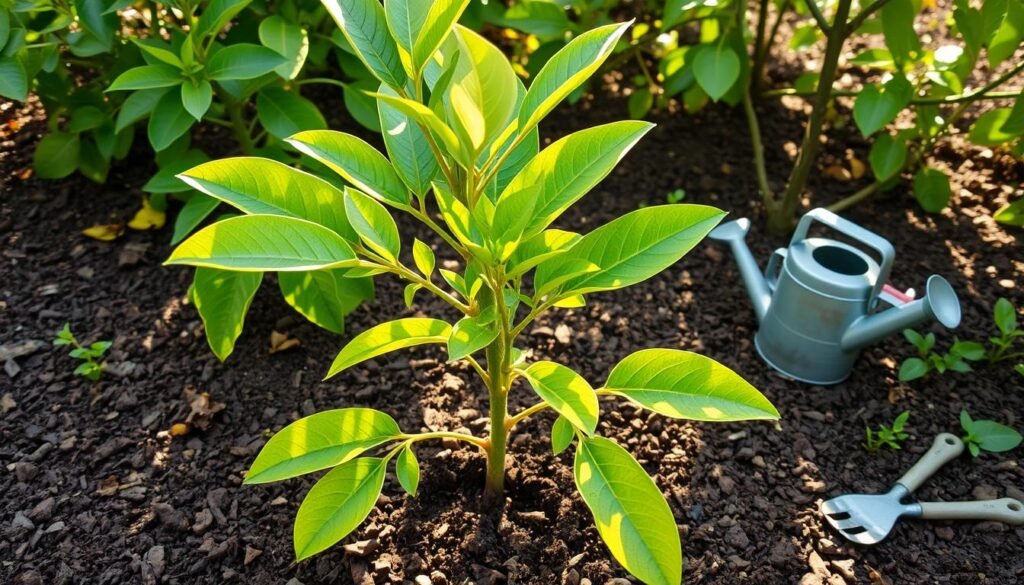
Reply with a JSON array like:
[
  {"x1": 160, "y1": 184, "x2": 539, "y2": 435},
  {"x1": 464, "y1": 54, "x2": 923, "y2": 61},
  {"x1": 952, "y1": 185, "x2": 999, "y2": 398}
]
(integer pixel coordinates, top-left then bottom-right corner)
[
  {"x1": 666, "y1": 188, "x2": 686, "y2": 204},
  {"x1": 959, "y1": 410, "x2": 1023, "y2": 458},
  {"x1": 53, "y1": 323, "x2": 111, "y2": 381},
  {"x1": 864, "y1": 411, "x2": 910, "y2": 453},
  {"x1": 898, "y1": 329, "x2": 985, "y2": 382},
  {"x1": 987, "y1": 298, "x2": 1024, "y2": 365}
]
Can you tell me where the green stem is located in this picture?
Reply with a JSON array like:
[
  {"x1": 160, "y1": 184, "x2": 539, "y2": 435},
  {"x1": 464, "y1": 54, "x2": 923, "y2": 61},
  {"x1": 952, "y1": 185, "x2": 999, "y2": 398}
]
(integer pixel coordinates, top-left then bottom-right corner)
[
  {"x1": 400, "y1": 431, "x2": 488, "y2": 449},
  {"x1": 218, "y1": 89, "x2": 256, "y2": 154},
  {"x1": 739, "y1": 0, "x2": 774, "y2": 205},
  {"x1": 847, "y1": 0, "x2": 895, "y2": 32},
  {"x1": 483, "y1": 269, "x2": 512, "y2": 500},
  {"x1": 826, "y1": 181, "x2": 881, "y2": 213},
  {"x1": 761, "y1": 88, "x2": 1022, "y2": 104},
  {"x1": 296, "y1": 77, "x2": 350, "y2": 90},
  {"x1": 805, "y1": 0, "x2": 832, "y2": 36}
]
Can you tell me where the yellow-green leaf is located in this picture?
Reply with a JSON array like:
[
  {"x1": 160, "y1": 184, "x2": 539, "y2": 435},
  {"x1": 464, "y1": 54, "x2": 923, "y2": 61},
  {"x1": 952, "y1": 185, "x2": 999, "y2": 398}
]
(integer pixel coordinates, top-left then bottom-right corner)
[
  {"x1": 523, "y1": 361, "x2": 599, "y2": 435},
  {"x1": 294, "y1": 457, "x2": 387, "y2": 560},
  {"x1": 287, "y1": 130, "x2": 410, "y2": 206},
  {"x1": 327, "y1": 318, "x2": 452, "y2": 377}
]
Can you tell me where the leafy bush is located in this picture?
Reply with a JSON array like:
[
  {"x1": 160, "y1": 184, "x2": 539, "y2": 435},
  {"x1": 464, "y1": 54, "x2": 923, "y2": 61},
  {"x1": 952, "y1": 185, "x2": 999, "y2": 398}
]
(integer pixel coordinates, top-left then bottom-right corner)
[
  {"x1": 483, "y1": 0, "x2": 1024, "y2": 232},
  {"x1": 165, "y1": 2, "x2": 779, "y2": 580}
]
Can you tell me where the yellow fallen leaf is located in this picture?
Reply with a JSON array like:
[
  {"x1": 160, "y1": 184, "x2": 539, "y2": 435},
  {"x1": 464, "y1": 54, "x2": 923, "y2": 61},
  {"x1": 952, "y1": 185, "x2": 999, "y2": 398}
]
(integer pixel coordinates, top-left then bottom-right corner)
[
  {"x1": 849, "y1": 156, "x2": 867, "y2": 179},
  {"x1": 823, "y1": 164, "x2": 852, "y2": 181},
  {"x1": 270, "y1": 331, "x2": 300, "y2": 354},
  {"x1": 82, "y1": 223, "x2": 125, "y2": 241},
  {"x1": 169, "y1": 422, "x2": 190, "y2": 437},
  {"x1": 128, "y1": 197, "x2": 166, "y2": 231}
]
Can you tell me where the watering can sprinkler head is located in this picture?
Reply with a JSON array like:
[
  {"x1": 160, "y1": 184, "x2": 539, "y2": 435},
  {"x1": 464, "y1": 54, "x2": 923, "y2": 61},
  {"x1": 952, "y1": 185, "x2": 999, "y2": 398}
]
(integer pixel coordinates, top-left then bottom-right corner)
[{"x1": 710, "y1": 208, "x2": 962, "y2": 385}]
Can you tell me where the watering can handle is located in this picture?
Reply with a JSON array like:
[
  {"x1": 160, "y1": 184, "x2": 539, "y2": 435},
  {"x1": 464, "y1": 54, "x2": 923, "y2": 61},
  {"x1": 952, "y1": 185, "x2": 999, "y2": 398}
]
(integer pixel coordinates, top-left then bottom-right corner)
[
  {"x1": 790, "y1": 208, "x2": 896, "y2": 305},
  {"x1": 764, "y1": 248, "x2": 787, "y2": 292}
]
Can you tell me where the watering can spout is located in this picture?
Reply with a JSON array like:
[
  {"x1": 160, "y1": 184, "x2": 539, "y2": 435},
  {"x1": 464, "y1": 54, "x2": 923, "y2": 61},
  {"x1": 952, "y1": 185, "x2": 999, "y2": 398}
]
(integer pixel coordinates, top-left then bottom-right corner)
[
  {"x1": 841, "y1": 276, "x2": 962, "y2": 352},
  {"x1": 708, "y1": 218, "x2": 772, "y2": 323}
]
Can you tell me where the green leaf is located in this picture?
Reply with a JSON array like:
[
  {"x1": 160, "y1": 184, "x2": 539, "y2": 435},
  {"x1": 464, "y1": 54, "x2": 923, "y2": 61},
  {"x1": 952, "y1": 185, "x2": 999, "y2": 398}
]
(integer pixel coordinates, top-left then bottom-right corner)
[
  {"x1": 499, "y1": 121, "x2": 654, "y2": 243},
  {"x1": 898, "y1": 357, "x2": 929, "y2": 382},
  {"x1": 322, "y1": 0, "x2": 407, "y2": 88},
  {"x1": 181, "y1": 80, "x2": 213, "y2": 120},
  {"x1": 396, "y1": 446, "x2": 420, "y2": 496},
  {"x1": 971, "y1": 420, "x2": 1023, "y2": 452},
  {"x1": 988, "y1": 0, "x2": 1024, "y2": 67},
  {"x1": 68, "y1": 107, "x2": 106, "y2": 133},
  {"x1": 412, "y1": 239, "x2": 435, "y2": 277},
  {"x1": 107, "y1": 64, "x2": 183, "y2": 91},
  {"x1": 447, "y1": 315, "x2": 498, "y2": 361},
  {"x1": 853, "y1": 76, "x2": 912, "y2": 137},
  {"x1": 327, "y1": 318, "x2": 452, "y2": 377},
  {"x1": 148, "y1": 90, "x2": 195, "y2": 151},
  {"x1": 412, "y1": 0, "x2": 471, "y2": 77},
  {"x1": 523, "y1": 361, "x2": 599, "y2": 435},
  {"x1": 913, "y1": 167, "x2": 951, "y2": 213},
  {"x1": 443, "y1": 25, "x2": 518, "y2": 153},
  {"x1": 969, "y1": 108, "x2": 1022, "y2": 146},
  {"x1": 574, "y1": 436, "x2": 681, "y2": 585},
  {"x1": 206, "y1": 44, "x2": 287, "y2": 80},
  {"x1": 519, "y1": 21, "x2": 631, "y2": 131},
  {"x1": 133, "y1": 39, "x2": 184, "y2": 68},
  {"x1": 193, "y1": 267, "x2": 262, "y2": 361},
  {"x1": 259, "y1": 15, "x2": 309, "y2": 80},
  {"x1": 507, "y1": 229, "x2": 580, "y2": 277},
  {"x1": 287, "y1": 130, "x2": 410, "y2": 206},
  {"x1": 0, "y1": 57, "x2": 28, "y2": 101},
  {"x1": 503, "y1": 0, "x2": 572, "y2": 37},
  {"x1": 294, "y1": 456, "x2": 387, "y2": 560},
  {"x1": 246, "y1": 408, "x2": 400, "y2": 485},
  {"x1": 377, "y1": 84, "x2": 439, "y2": 196},
  {"x1": 178, "y1": 157, "x2": 356, "y2": 240},
  {"x1": 167, "y1": 215, "x2": 356, "y2": 271},
  {"x1": 551, "y1": 415, "x2": 574, "y2": 455},
  {"x1": 115, "y1": 88, "x2": 167, "y2": 134},
  {"x1": 368, "y1": 91, "x2": 467, "y2": 165},
  {"x1": 994, "y1": 298, "x2": 1018, "y2": 336},
  {"x1": 994, "y1": 198, "x2": 1024, "y2": 227},
  {"x1": 384, "y1": 0, "x2": 429, "y2": 63},
  {"x1": 145, "y1": 150, "x2": 212, "y2": 194},
  {"x1": 628, "y1": 87, "x2": 653, "y2": 119},
  {"x1": 344, "y1": 187, "x2": 401, "y2": 261},
  {"x1": 256, "y1": 88, "x2": 327, "y2": 140},
  {"x1": 279, "y1": 269, "x2": 373, "y2": 334},
  {"x1": 869, "y1": 133, "x2": 907, "y2": 181},
  {"x1": 603, "y1": 349, "x2": 779, "y2": 421},
  {"x1": 881, "y1": 0, "x2": 921, "y2": 65},
  {"x1": 693, "y1": 44, "x2": 740, "y2": 101},
  {"x1": 1001, "y1": 98, "x2": 1024, "y2": 136},
  {"x1": 195, "y1": 0, "x2": 254, "y2": 40},
  {"x1": 343, "y1": 79, "x2": 382, "y2": 132},
  {"x1": 534, "y1": 205, "x2": 724, "y2": 296},
  {"x1": 172, "y1": 193, "x2": 220, "y2": 245},
  {"x1": 33, "y1": 132, "x2": 80, "y2": 179}
]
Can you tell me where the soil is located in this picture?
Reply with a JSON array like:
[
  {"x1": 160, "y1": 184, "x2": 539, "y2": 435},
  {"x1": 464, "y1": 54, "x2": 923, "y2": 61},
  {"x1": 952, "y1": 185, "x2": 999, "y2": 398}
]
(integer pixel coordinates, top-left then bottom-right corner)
[{"x1": 3, "y1": 32, "x2": 1024, "y2": 585}]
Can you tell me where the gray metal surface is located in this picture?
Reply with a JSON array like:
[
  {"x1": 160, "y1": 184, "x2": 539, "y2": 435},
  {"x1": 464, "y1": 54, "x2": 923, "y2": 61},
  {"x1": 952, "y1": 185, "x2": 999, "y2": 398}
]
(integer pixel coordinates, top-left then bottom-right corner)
[{"x1": 820, "y1": 484, "x2": 923, "y2": 545}]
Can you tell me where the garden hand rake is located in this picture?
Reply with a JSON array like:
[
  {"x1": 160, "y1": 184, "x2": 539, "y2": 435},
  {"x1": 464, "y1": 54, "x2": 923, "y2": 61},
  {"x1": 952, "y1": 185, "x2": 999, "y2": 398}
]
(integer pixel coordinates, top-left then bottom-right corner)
[{"x1": 820, "y1": 433, "x2": 1024, "y2": 544}]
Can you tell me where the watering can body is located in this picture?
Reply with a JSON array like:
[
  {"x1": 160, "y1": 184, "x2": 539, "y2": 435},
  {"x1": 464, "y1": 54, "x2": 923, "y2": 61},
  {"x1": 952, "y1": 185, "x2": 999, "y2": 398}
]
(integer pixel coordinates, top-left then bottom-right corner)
[{"x1": 710, "y1": 208, "x2": 961, "y2": 385}]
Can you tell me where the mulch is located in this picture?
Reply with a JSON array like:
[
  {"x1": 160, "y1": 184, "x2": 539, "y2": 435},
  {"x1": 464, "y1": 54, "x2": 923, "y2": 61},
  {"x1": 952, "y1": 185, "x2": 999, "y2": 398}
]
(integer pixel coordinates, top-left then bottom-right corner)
[{"x1": 2, "y1": 59, "x2": 1023, "y2": 585}]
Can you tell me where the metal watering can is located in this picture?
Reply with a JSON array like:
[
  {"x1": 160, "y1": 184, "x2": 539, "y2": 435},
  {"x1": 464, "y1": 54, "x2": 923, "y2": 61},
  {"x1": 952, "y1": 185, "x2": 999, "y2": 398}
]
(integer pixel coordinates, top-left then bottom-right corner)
[{"x1": 709, "y1": 208, "x2": 962, "y2": 384}]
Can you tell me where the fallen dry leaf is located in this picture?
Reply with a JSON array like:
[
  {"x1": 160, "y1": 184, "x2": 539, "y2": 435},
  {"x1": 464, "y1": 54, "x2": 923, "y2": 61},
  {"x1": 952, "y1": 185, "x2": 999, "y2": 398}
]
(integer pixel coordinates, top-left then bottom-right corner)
[
  {"x1": 183, "y1": 386, "x2": 226, "y2": 431},
  {"x1": 848, "y1": 156, "x2": 867, "y2": 179},
  {"x1": 1, "y1": 392, "x2": 17, "y2": 415},
  {"x1": 823, "y1": 164, "x2": 852, "y2": 181},
  {"x1": 82, "y1": 224, "x2": 125, "y2": 241},
  {"x1": 16, "y1": 167, "x2": 32, "y2": 181},
  {"x1": 169, "y1": 423, "x2": 190, "y2": 437},
  {"x1": 128, "y1": 197, "x2": 166, "y2": 231},
  {"x1": 96, "y1": 475, "x2": 119, "y2": 497},
  {"x1": 270, "y1": 331, "x2": 300, "y2": 354}
]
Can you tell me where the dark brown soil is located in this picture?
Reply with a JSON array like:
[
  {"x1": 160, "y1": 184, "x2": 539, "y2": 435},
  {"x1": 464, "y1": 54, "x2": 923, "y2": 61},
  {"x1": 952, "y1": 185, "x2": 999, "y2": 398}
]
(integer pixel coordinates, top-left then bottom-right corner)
[{"x1": 2, "y1": 54, "x2": 1024, "y2": 585}]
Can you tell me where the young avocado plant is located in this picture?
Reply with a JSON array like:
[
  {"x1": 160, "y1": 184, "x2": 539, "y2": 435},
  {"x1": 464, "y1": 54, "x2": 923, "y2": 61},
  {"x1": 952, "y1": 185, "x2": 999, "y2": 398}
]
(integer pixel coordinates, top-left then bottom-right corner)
[
  {"x1": 164, "y1": 1, "x2": 779, "y2": 582},
  {"x1": 959, "y1": 410, "x2": 1023, "y2": 458}
]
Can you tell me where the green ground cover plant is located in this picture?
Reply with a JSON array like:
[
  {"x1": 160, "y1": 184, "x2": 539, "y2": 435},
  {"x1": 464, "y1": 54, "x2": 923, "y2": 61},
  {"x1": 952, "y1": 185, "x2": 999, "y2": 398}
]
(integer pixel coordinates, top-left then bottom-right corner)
[
  {"x1": 959, "y1": 409, "x2": 1023, "y2": 457},
  {"x1": 164, "y1": 1, "x2": 779, "y2": 581},
  {"x1": 53, "y1": 323, "x2": 111, "y2": 381},
  {"x1": 864, "y1": 410, "x2": 910, "y2": 453},
  {"x1": 898, "y1": 328, "x2": 985, "y2": 382}
]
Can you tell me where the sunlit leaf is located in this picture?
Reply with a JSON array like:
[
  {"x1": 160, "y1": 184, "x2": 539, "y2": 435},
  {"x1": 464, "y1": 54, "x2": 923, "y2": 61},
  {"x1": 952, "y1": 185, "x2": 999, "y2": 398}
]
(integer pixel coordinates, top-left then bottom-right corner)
[
  {"x1": 523, "y1": 361, "x2": 599, "y2": 435},
  {"x1": 327, "y1": 318, "x2": 452, "y2": 377}
]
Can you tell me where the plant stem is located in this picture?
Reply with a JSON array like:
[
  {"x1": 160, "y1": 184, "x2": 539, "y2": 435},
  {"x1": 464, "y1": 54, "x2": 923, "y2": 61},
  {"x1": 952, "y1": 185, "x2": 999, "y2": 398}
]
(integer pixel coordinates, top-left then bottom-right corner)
[
  {"x1": 483, "y1": 269, "x2": 513, "y2": 500},
  {"x1": 826, "y1": 181, "x2": 881, "y2": 213},
  {"x1": 770, "y1": 0, "x2": 852, "y2": 234},
  {"x1": 761, "y1": 88, "x2": 1023, "y2": 103},
  {"x1": 296, "y1": 77, "x2": 349, "y2": 90},
  {"x1": 847, "y1": 0, "x2": 895, "y2": 32},
  {"x1": 739, "y1": 0, "x2": 774, "y2": 205},
  {"x1": 219, "y1": 90, "x2": 256, "y2": 154},
  {"x1": 805, "y1": 0, "x2": 832, "y2": 36},
  {"x1": 400, "y1": 431, "x2": 488, "y2": 449}
]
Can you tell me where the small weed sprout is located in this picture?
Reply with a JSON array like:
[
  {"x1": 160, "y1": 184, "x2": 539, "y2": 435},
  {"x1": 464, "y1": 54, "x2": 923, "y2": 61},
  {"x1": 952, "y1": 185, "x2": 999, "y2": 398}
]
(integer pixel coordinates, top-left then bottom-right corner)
[
  {"x1": 53, "y1": 323, "x2": 111, "y2": 381},
  {"x1": 666, "y1": 188, "x2": 686, "y2": 204},
  {"x1": 959, "y1": 410, "x2": 1023, "y2": 458},
  {"x1": 898, "y1": 329, "x2": 985, "y2": 382},
  {"x1": 987, "y1": 298, "x2": 1024, "y2": 370},
  {"x1": 864, "y1": 411, "x2": 910, "y2": 454}
]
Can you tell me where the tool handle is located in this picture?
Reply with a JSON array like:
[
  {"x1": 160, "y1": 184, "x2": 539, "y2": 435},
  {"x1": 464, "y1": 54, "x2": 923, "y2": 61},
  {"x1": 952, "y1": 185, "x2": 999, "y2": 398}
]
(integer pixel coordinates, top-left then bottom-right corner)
[
  {"x1": 919, "y1": 498, "x2": 1024, "y2": 524},
  {"x1": 764, "y1": 248, "x2": 787, "y2": 291},
  {"x1": 790, "y1": 208, "x2": 895, "y2": 306},
  {"x1": 895, "y1": 433, "x2": 964, "y2": 493}
]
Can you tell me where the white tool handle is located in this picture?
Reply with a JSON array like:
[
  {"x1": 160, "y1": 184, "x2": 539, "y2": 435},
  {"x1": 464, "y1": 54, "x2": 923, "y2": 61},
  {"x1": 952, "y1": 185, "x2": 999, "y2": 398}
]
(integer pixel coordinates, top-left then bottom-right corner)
[
  {"x1": 896, "y1": 433, "x2": 964, "y2": 493},
  {"x1": 920, "y1": 498, "x2": 1024, "y2": 523}
]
